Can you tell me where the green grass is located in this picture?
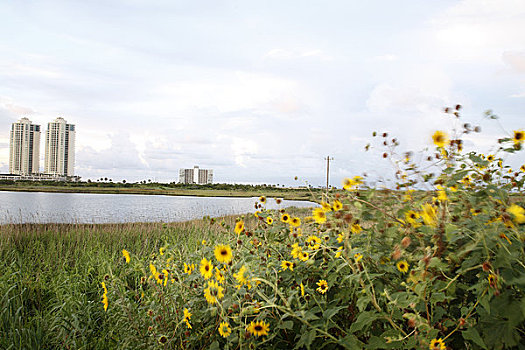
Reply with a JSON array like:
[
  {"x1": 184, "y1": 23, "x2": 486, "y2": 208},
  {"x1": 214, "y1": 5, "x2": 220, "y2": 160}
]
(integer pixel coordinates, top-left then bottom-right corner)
[{"x1": 0, "y1": 220, "x2": 235, "y2": 349}]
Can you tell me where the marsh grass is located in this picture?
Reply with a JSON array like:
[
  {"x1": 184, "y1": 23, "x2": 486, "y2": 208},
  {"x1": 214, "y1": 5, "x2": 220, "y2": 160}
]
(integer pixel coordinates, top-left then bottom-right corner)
[{"x1": 0, "y1": 218, "x2": 245, "y2": 349}]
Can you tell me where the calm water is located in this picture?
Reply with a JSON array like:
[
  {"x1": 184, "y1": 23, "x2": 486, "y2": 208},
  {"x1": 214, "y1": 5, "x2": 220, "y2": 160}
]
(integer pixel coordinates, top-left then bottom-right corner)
[{"x1": 0, "y1": 191, "x2": 315, "y2": 224}]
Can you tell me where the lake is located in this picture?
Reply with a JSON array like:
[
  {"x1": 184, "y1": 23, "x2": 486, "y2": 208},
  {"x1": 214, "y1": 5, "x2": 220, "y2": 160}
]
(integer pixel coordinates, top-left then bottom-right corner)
[{"x1": 0, "y1": 191, "x2": 315, "y2": 224}]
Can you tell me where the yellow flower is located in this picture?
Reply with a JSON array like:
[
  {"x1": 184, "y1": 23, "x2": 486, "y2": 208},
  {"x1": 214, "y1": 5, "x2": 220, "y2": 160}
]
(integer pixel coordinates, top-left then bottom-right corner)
[
  {"x1": 351, "y1": 223, "x2": 362, "y2": 234},
  {"x1": 150, "y1": 264, "x2": 162, "y2": 284},
  {"x1": 203, "y1": 280, "x2": 224, "y2": 305},
  {"x1": 396, "y1": 260, "x2": 409, "y2": 273},
  {"x1": 280, "y1": 260, "x2": 294, "y2": 272},
  {"x1": 432, "y1": 130, "x2": 449, "y2": 148},
  {"x1": 234, "y1": 220, "x2": 244, "y2": 234},
  {"x1": 183, "y1": 262, "x2": 195, "y2": 275},
  {"x1": 246, "y1": 320, "x2": 270, "y2": 337},
  {"x1": 201, "y1": 239, "x2": 207, "y2": 245},
  {"x1": 298, "y1": 251, "x2": 309, "y2": 261},
  {"x1": 199, "y1": 258, "x2": 214, "y2": 279},
  {"x1": 254, "y1": 211, "x2": 261, "y2": 217},
  {"x1": 291, "y1": 243, "x2": 302, "y2": 259},
  {"x1": 122, "y1": 249, "x2": 130, "y2": 263},
  {"x1": 354, "y1": 253, "x2": 363, "y2": 263},
  {"x1": 337, "y1": 233, "x2": 344, "y2": 243},
  {"x1": 421, "y1": 203, "x2": 437, "y2": 227},
  {"x1": 290, "y1": 217, "x2": 301, "y2": 227},
  {"x1": 332, "y1": 200, "x2": 343, "y2": 211},
  {"x1": 487, "y1": 273, "x2": 498, "y2": 287},
  {"x1": 101, "y1": 293, "x2": 108, "y2": 311},
  {"x1": 259, "y1": 196, "x2": 267, "y2": 204},
  {"x1": 513, "y1": 130, "x2": 524, "y2": 145},
  {"x1": 159, "y1": 247, "x2": 165, "y2": 256},
  {"x1": 436, "y1": 185, "x2": 447, "y2": 202},
  {"x1": 219, "y1": 321, "x2": 232, "y2": 338},
  {"x1": 429, "y1": 338, "x2": 446, "y2": 350},
  {"x1": 162, "y1": 269, "x2": 169, "y2": 286},
  {"x1": 316, "y1": 279, "x2": 329, "y2": 294},
  {"x1": 234, "y1": 265, "x2": 248, "y2": 286},
  {"x1": 342, "y1": 176, "x2": 363, "y2": 190},
  {"x1": 306, "y1": 235, "x2": 321, "y2": 250},
  {"x1": 280, "y1": 213, "x2": 291, "y2": 223},
  {"x1": 335, "y1": 247, "x2": 343, "y2": 258},
  {"x1": 214, "y1": 244, "x2": 233, "y2": 264},
  {"x1": 520, "y1": 164, "x2": 525, "y2": 172},
  {"x1": 449, "y1": 184, "x2": 458, "y2": 192},
  {"x1": 215, "y1": 267, "x2": 225, "y2": 283},
  {"x1": 312, "y1": 208, "x2": 327, "y2": 224},
  {"x1": 508, "y1": 204, "x2": 525, "y2": 224},
  {"x1": 266, "y1": 217, "x2": 273, "y2": 225},
  {"x1": 487, "y1": 154, "x2": 494, "y2": 162},
  {"x1": 461, "y1": 176, "x2": 471, "y2": 186},
  {"x1": 405, "y1": 210, "x2": 419, "y2": 225},
  {"x1": 183, "y1": 308, "x2": 192, "y2": 329},
  {"x1": 321, "y1": 201, "x2": 332, "y2": 211}
]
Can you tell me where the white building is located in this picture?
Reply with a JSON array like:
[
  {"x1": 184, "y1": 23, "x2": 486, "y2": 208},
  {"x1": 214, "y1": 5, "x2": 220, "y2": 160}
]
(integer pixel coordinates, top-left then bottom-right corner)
[
  {"x1": 9, "y1": 117, "x2": 41, "y2": 175},
  {"x1": 179, "y1": 166, "x2": 213, "y2": 184},
  {"x1": 44, "y1": 117, "x2": 76, "y2": 176}
]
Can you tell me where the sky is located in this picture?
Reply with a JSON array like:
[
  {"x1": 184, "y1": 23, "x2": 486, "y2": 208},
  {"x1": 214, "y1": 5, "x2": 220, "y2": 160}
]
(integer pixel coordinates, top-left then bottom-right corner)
[{"x1": 0, "y1": 0, "x2": 524, "y2": 186}]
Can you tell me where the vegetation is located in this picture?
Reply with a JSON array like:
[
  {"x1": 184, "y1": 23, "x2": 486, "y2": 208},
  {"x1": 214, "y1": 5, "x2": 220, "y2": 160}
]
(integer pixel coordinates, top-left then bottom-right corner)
[
  {"x1": 1, "y1": 106, "x2": 524, "y2": 349},
  {"x1": 0, "y1": 182, "x2": 316, "y2": 200}
]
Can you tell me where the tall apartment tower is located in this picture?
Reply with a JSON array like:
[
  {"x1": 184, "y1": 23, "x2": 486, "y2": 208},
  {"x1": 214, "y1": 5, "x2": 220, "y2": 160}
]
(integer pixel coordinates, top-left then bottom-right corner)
[
  {"x1": 44, "y1": 117, "x2": 75, "y2": 176},
  {"x1": 179, "y1": 166, "x2": 213, "y2": 184},
  {"x1": 9, "y1": 117, "x2": 41, "y2": 175}
]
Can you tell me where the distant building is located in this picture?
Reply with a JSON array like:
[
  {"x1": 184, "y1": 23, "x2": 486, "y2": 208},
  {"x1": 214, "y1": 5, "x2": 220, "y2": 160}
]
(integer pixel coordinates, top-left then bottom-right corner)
[
  {"x1": 9, "y1": 117, "x2": 41, "y2": 175},
  {"x1": 179, "y1": 166, "x2": 213, "y2": 184},
  {"x1": 44, "y1": 117, "x2": 76, "y2": 176}
]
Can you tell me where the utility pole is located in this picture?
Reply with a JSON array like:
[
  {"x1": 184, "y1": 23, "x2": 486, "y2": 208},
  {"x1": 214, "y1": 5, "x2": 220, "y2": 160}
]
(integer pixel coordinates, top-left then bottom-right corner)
[{"x1": 324, "y1": 156, "x2": 334, "y2": 195}]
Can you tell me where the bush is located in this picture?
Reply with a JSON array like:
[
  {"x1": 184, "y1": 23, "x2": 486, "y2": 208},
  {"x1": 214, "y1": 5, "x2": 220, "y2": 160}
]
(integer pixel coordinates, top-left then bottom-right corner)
[{"x1": 104, "y1": 107, "x2": 525, "y2": 349}]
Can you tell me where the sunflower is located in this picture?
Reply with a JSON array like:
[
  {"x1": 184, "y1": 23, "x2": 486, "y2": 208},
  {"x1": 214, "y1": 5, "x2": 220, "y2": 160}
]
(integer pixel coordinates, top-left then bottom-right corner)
[
  {"x1": 234, "y1": 220, "x2": 244, "y2": 234},
  {"x1": 332, "y1": 200, "x2": 343, "y2": 211},
  {"x1": 396, "y1": 260, "x2": 409, "y2": 273},
  {"x1": 259, "y1": 196, "x2": 267, "y2": 204},
  {"x1": 335, "y1": 247, "x2": 343, "y2": 258},
  {"x1": 513, "y1": 130, "x2": 524, "y2": 145},
  {"x1": 312, "y1": 208, "x2": 327, "y2": 224},
  {"x1": 280, "y1": 260, "x2": 294, "y2": 272},
  {"x1": 405, "y1": 210, "x2": 419, "y2": 225},
  {"x1": 280, "y1": 213, "x2": 290, "y2": 223},
  {"x1": 321, "y1": 201, "x2": 332, "y2": 211},
  {"x1": 306, "y1": 235, "x2": 321, "y2": 250},
  {"x1": 290, "y1": 217, "x2": 301, "y2": 227},
  {"x1": 219, "y1": 321, "x2": 232, "y2": 338},
  {"x1": 291, "y1": 243, "x2": 302, "y2": 259},
  {"x1": 487, "y1": 154, "x2": 494, "y2": 162},
  {"x1": 429, "y1": 338, "x2": 446, "y2": 350},
  {"x1": 199, "y1": 258, "x2": 214, "y2": 279},
  {"x1": 421, "y1": 203, "x2": 437, "y2": 227},
  {"x1": 266, "y1": 217, "x2": 273, "y2": 225},
  {"x1": 183, "y1": 262, "x2": 195, "y2": 275},
  {"x1": 487, "y1": 273, "x2": 497, "y2": 287},
  {"x1": 520, "y1": 164, "x2": 525, "y2": 172},
  {"x1": 234, "y1": 265, "x2": 248, "y2": 286},
  {"x1": 432, "y1": 130, "x2": 449, "y2": 148},
  {"x1": 183, "y1": 308, "x2": 192, "y2": 329},
  {"x1": 158, "y1": 335, "x2": 168, "y2": 345},
  {"x1": 342, "y1": 176, "x2": 363, "y2": 190},
  {"x1": 354, "y1": 253, "x2": 363, "y2": 263},
  {"x1": 159, "y1": 247, "x2": 165, "y2": 256},
  {"x1": 508, "y1": 204, "x2": 525, "y2": 224},
  {"x1": 316, "y1": 279, "x2": 329, "y2": 294},
  {"x1": 298, "y1": 251, "x2": 309, "y2": 261},
  {"x1": 215, "y1": 267, "x2": 225, "y2": 283},
  {"x1": 351, "y1": 222, "x2": 362, "y2": 234},
  {"x1": 214, "y1": 244, "x2": 233, "y2": 264},
  {"x1": 122, "y1": 249, "x2": 130, "y2": 263},
  {"x1": 204, "y1": 280, "x2": 225, "y2": 305},
  {"x1": 246, "y1": 320, "x2": 270, "y2": 337}
]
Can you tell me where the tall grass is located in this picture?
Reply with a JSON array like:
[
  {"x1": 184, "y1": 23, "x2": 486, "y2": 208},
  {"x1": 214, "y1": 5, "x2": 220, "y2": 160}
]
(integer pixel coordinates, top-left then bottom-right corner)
[{"x1": 0, "y1": 219, "x2": 236, "y2": 349}]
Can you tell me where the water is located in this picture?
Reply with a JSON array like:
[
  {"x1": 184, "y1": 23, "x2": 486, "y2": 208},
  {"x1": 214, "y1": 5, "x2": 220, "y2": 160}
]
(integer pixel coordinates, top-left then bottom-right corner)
[{"x1": 0, "y1": 191, "x2": 315, "y2": 224}]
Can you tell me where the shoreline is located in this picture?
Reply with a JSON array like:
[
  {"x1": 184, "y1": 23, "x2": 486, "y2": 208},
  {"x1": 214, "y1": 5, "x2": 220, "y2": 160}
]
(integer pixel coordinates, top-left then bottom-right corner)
[{"x1": 0, "y1": 184, "x2": 313, "y2": 201}]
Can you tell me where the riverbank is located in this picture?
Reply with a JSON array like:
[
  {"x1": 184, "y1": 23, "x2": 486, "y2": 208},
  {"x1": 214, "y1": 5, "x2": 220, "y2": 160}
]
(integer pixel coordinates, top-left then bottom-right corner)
[{"x1": 0, "y1": 183, "x2": 314, "y2": 200}]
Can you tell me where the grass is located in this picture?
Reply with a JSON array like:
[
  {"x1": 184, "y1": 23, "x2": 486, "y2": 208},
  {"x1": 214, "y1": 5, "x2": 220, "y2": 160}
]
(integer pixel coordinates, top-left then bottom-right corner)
[{"x1": 0, "y1": 219, "x2": 240, "y2": 349}]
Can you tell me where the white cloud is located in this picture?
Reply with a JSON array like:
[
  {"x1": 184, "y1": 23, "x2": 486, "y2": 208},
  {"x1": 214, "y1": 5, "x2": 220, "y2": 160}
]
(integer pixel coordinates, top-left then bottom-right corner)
[{"x1": 263, "y1": 48, "x2": 332, "y2": 61}]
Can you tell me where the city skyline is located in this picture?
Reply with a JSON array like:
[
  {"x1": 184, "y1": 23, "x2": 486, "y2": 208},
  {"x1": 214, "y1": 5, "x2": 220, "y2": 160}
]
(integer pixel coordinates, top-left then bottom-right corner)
[
  {"x1": 0, "y1": 1, "x2": 524, "y2": 186},
  {"x1": 7, "y1": 116, "x2": 75, "y2": 177}
]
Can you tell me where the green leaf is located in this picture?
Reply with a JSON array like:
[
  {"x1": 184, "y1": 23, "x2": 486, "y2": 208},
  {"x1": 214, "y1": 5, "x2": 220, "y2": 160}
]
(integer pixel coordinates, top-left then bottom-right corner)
[
  {"x1": 295, "y1": 329, "x2": 316, "y2": 350},
  {"x1": 462, "y1": 328, "x2": 487, "y2": 349},
  {"x1": 338, "y1": 334, "x2": 365, "y2": 350},
  {"x1": 323, "y1": 306, "x2": 347, "y2": 319},
  {"x1": 349, "y1": 311, "x2": 379, "y2": 333},
  {"x1": 279, "y1": 320, "x2": 294, "y2": 330}
]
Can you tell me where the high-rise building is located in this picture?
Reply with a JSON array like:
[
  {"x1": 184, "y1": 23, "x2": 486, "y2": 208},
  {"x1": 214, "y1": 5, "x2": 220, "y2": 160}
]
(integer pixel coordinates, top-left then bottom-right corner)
[
  {"x1": 44, "y1": 117, "x2": 75, "y2": 176},
  {"x1": 9, "y1": 117, "x2": 41, "y2": 175},
  {"x1": 179, "y1": 166, "x2": 213, "y2": 184}
]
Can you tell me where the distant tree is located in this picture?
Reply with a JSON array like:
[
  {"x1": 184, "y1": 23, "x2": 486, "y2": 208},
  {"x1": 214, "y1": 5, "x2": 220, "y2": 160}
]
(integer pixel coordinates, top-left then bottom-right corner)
[{"x1": 122, "y1": 179, "x2": 126, "y2": 184}]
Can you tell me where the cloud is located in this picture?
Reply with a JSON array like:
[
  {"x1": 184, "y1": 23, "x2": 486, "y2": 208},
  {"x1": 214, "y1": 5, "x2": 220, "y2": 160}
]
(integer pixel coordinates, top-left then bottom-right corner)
[
  {"x1": 502, "y1": 51, "x2": 525, "y2": 73},
  {"x1": 263, "y1": 48, "x2": 333, "y2": 61}
]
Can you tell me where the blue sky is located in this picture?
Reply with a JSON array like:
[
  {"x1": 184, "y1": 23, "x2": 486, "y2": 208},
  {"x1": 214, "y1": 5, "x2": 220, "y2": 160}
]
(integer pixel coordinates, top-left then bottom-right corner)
[{"x1": 0, "y1": 0, "x2": 524, "y2": 186}]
